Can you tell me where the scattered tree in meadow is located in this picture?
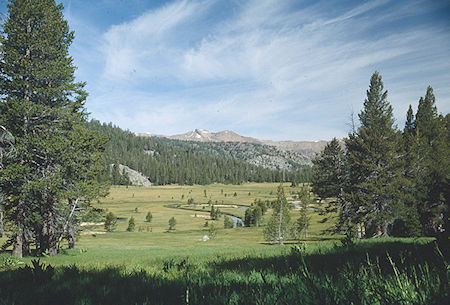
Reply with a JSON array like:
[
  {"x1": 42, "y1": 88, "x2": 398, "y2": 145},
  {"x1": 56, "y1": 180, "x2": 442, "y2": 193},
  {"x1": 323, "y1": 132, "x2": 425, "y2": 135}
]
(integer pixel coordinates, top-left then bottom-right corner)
[
  {"x1": 264, "y1": 185, "x2": 291, "y2": 244},
  {"x1": 244, "y1": 206, "x2": 263, "y2": 227},
  {"x1": 297, "y1": 187, "x2": 312, "y2": 239},
  {"x1": 208, "y1": 223, "x2": 217, "y2": 238},
  {"x1": 224, "y1": 216, "x2": 234, "y2": 229},
  {"x1": 210, "y1": 206, "x2": 220, "y2": 220},
  {"x1": 126, "y1": 217, "x2": 135, "y2": 232},
  {"x1": 145, "y1": 212, "x2": 153, "y2": 223},
  {"x1": 168, "y1": 217, "x2": 176, "y2": 230},
  {"x1": 104, "y1": 212, "x2": 117, "y2": 232}
]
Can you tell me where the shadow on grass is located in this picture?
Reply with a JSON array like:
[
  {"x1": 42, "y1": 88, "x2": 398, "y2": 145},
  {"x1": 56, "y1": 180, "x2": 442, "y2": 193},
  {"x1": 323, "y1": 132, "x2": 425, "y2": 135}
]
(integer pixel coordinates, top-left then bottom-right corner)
[{"x1": 0, "y1": 239, "x2": 448, "y2": 305}]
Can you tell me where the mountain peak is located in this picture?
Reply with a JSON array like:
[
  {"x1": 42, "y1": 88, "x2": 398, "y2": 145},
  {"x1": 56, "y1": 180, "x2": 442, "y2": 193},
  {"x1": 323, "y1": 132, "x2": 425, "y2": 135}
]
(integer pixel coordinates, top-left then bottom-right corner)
[{"x1": 137, "y1": 128, "x2": 329, "y2": 156}]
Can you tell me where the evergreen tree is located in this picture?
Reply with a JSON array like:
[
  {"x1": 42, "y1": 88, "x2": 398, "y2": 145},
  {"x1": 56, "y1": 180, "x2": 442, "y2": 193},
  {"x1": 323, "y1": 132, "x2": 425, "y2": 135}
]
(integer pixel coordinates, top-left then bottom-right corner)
[
  {"x1": 413, "y1": 87, "x2": 449, "y2": 237},
  {"x1": 297, "y1": 187, "x2": 312, "y2": 239},
  {"x1": 168, "y1": 217, "x2": 176, "y2": 230},
  {"x1": 311, "y1": 137, "x2": 346, "y2": 210},
  {"x1": 224, "y1": 216, "x2": 234, "y2": 229},
  {"x1": 344, "y1": 72, "x2": 402, "y2": 237},
  {"x1": 263, "y1": 185, "x2": 291, "y2": 244},
  {"x1": 145, "y1": 212, "x2": 153, "y2": 223},
  {"x1": 0, "y1": 0, "x2": 107, "y2": 257},
  {"x1": 0, "y1": 126, "x2": 14, "y2": 238},
  {"x1": 244, "y1": 206, "x2": 262, "y2": 227},
  {"x1": 104, "y1": 212, "x2": 117, "y2": 232},
  {"x1": 391, "y1": 104, "x2": 421, "y2": 237},
  {"x1": 126, "y1": 217, "x2": 135, "y2": 232}
]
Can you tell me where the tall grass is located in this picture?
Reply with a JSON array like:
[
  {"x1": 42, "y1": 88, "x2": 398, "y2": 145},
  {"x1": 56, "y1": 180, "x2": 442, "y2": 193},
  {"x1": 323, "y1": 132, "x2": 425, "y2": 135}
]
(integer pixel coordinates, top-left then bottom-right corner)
[{"x1": 0, "y1": 239, "x2": 447, "y2": 305}]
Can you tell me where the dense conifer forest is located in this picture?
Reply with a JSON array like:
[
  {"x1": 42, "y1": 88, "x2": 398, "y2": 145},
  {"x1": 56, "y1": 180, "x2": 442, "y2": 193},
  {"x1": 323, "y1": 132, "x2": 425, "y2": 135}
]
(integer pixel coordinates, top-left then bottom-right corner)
[{"x1": 87, "y1": 120, "x2": 312, "y2": 186}]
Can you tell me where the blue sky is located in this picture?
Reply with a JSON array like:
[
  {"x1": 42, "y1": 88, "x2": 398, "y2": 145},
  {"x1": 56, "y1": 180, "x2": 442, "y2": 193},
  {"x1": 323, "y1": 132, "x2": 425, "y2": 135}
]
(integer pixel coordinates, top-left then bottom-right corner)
[{"x1": 1, "y1": 0, "x2": 449, "y2": 141}]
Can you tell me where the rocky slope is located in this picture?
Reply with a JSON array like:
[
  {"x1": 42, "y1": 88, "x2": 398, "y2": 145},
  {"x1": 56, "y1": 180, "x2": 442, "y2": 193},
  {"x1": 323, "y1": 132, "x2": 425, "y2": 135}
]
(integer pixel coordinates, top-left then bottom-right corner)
[{"x1": 137, "y1": 129, "x2": 328, "y2": 159}]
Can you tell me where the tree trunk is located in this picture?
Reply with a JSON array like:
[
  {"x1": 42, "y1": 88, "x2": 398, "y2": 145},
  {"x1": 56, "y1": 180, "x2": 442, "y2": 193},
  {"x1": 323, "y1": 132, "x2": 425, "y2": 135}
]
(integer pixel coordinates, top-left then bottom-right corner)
[
  {"x1": 12, "y1": 234, "x2": 23, "y2": 258},
  {"x1": 382, "y1": 222, "x2": 389, "y2": 237},
  {"x1": 67, "y1": 224, "x2": 76, "y2": 249},
  {"x1": 41, "y1": 210, "x2": 58, "y2": 256},
  {"x1": 22, "y1": 229, "x2": 31, "y2": 256},
  {"x1": 278, "y1": 203, "x2": 283, "y2": 245}
]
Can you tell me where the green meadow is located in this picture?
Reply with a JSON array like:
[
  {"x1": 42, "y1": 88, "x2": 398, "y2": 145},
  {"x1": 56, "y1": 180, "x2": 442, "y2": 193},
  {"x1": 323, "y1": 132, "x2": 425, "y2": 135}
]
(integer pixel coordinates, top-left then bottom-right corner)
[{"x1": 0, "y1": 183, "x2": 448, "y2": 304}]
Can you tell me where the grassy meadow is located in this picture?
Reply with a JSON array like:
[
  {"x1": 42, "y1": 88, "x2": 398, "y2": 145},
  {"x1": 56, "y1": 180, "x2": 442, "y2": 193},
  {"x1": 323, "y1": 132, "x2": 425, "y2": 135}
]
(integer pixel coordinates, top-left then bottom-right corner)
[{"x1": 0, "y1": 183, "x2": 448, "y2": 304}]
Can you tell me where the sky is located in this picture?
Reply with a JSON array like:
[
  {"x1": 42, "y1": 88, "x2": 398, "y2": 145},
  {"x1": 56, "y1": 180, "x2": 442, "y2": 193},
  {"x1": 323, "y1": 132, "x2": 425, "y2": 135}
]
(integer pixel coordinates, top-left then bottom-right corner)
[{"x1": 1, "y1": 0, "x2": 449, "y2": 141}]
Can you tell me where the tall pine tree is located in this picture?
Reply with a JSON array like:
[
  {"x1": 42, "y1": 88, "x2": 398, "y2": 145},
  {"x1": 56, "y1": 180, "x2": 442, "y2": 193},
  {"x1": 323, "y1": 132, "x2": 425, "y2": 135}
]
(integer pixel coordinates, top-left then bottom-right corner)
[
  {"x1": 264, "y1": 185, "x2": 291, "y2": 244},
  {"x1": 0, "y1": 0, "x2": 106, "y2": 257},
  {"x1": 413, "y1": 87, "x2": 449, "y2": 237},
  {"x1": 344, "y1": 72, "x2": 402, "y2": 237}
]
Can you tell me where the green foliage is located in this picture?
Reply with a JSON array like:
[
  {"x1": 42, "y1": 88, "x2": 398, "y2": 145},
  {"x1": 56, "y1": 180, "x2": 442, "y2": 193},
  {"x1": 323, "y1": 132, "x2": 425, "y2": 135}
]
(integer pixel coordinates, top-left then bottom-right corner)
[
  {"x1": 145, "y1": 212, "x2": 153, "y2": 223},
  {"x1": 0, "y1": 240, "x2": 446, "y2": 304},
  {"x1": 244, "y1": 206, "x2": 263, "y2": 227},
  {"x1": 344, "y1": 72, "x2": 404, "y2": 237},
  {"x1": 210, "y1": 206, "x2": 220, "y2": 220},
  {"x1": 264, "y1": 185, "x2": 291, "y2": 244},
  {"x1": 104, "y1": 212, "x2": 117, "y2": 232},
  {"x1": 208, "y1": 223, "x2": 217, "y2": 238},
  {"x1": 224, "y1": 216, "x2": 234, "y2": 229},
  {"x1": 168, "y1": 217, "x2": 176, "y2": 230},
  {"x1": 126, "y1": 217, "x2": 135, "y2": 232},
  {"x1": 409, "y1": 87, "x2": 449, "y2": 237},
  {"x1": 311, "y1": 137, "x2": 346, "y2": 209},
  {"x1": 86, "y1": 120, "x2": 312, "y2": 186},
  {"x1": 0, "y1": 0, "x2": 108, "y2": 257},
  {"x1": 297, "y1": 187, "x2": 313, "y2": 239},
  {"x1": 340, "y1": 231, "x2": 355, "y2": 248},
  {"x1": 0, "y1": 253, "x2": 21, "y2": 269}
]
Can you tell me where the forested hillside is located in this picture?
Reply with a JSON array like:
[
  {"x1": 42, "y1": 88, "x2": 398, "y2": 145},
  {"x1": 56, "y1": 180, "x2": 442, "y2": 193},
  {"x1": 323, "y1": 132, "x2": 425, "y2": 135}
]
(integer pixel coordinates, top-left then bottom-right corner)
[
  {"x1": 153, "y1": 138, "x2": 312, "y2": 169},
  {"x1": 87, "y1": 120, "x2": 312, "y2": 185}
]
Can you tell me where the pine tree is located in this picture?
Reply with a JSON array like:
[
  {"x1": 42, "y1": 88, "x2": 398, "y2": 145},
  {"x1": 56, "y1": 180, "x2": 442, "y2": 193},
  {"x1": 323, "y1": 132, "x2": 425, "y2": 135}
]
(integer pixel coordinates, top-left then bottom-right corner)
[
  {"x1": 344, "y1": 72, "x2": 402, "y2": 237},
  {"x1": 168, "y1": 217, "x2": 176, "y2": 230},
  {"x1": 0, "y1": 126, "x2": 14, "y2": 238},
  {"x1": 311, "y1": 137, "x2": 346, "y2": 210},
  {"x1": 297, "y1": 187, "x2": 312, "y2": 239},
  {"x1": 145, "y1": 212, "x2": 153, "y2": 223},
  {"x1": 389, "y1": 105, "x2": 422, "y2": 237},
  {"x1": 224, "y1": 216, "x2": 234, "y2": 229},
  {"x1": 0, "y1": 0, "x2": 107, "y2": 257},
  {"x1": 126, "y1": 217, "x2": 135, "y2": 232},
  {"x1": 104, "y1": 212, "x2": 117, "y2": 232},
  {"x1": 413, "y1": 87, "x2": 449, "y2": 237},
  {"x1": 263, "y1": 185, "x2": 291, "y2": 244}
]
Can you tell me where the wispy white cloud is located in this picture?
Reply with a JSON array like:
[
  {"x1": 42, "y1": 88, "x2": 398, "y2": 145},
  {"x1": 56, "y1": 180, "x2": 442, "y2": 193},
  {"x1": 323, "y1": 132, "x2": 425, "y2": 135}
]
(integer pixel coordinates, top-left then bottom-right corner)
[
  {"x1": 101, "y1": 0, "x2": 209, "y2": 81},
  {"x1": 72, "y1": 0, "x2": 450, "y2": 140}
]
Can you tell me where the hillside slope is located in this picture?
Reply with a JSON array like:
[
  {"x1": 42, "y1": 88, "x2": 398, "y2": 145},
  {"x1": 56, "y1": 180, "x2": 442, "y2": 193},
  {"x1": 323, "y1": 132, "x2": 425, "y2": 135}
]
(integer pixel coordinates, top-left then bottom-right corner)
[{"x1": 89, "y1": 121, "x2": 312, "y2": 185}]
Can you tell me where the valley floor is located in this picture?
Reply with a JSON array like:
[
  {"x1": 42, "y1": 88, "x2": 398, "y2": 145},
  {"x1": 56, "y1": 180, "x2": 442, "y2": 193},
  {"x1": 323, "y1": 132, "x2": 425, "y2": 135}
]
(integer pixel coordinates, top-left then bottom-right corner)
[{"x1": 0, "y1": 183, "x2": 448, "y2": 304}]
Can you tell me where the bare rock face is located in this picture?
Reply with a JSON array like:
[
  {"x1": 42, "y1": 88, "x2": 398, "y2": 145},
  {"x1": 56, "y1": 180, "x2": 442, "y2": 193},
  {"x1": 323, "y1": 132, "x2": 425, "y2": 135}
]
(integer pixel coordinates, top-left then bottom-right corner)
[
  {"x1": 162, "y1": 129, "x2": 328, "y2": 155},
  {"x1": 114, "y1": 164, "x2": 152, "y2": 186},
  {"x1": 135, "y1": 129, "x2": 338, "y2": 169}
]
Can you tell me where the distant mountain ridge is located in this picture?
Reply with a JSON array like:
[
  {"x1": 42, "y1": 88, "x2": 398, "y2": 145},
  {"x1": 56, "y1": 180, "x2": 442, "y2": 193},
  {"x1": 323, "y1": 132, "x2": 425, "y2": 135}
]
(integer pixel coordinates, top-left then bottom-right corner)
[{"x1": 136, "y1": 129, "x2": 328, "y2": 157}]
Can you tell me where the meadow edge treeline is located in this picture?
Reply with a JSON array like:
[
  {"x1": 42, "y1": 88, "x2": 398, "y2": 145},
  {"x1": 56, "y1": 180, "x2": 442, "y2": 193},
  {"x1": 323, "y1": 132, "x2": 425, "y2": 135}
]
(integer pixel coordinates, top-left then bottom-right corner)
[
  {"x1": 88, "y1": 120, "x2": 312, "y2": 186},
  {"x1": 311, "y1": 72, "x2": 449, "y2": 239}
]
